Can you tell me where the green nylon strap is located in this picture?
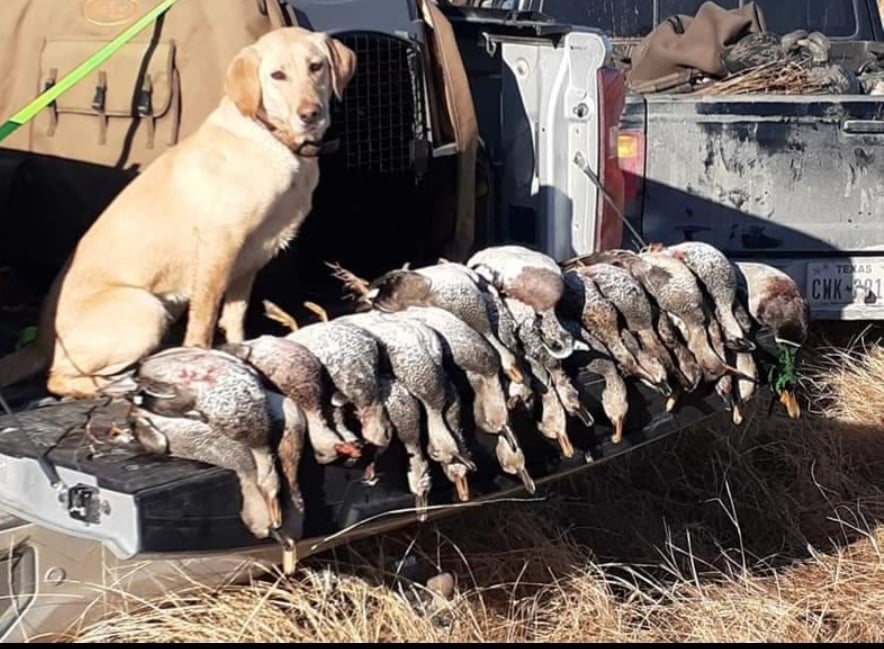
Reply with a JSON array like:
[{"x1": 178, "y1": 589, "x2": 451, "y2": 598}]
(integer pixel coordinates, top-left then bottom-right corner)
[{"x1": 0, "y1": 0, "x2": 183, "y2": 144}]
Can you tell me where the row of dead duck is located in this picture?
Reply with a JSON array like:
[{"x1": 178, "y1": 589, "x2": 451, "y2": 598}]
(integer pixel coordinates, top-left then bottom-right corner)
[{"x1": 110, "y1": 243, "x2": 810, "y2": 546}]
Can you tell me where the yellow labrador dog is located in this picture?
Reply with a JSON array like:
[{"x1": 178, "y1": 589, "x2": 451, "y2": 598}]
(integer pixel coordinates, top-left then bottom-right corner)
[{"x1": 0, "y1": 27, "x2": 356, "y2": 398}]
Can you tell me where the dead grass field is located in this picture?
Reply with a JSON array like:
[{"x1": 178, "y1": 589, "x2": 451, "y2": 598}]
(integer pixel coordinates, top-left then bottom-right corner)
[{"x1": 67, "y1": 326, "x2": 884, "y2": 642}]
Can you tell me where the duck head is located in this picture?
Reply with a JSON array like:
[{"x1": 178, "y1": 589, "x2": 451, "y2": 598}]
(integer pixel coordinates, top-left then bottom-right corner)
[
  {"x1": 366, "y1": 270, "x2": 432, "y2": 313},
  {"x1": 536, "y1": 310, "x2": 579, "y2": 359}
]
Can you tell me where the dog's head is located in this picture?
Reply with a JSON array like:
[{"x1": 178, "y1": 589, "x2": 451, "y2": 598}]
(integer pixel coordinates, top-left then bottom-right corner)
[{"x1": 224, "y1": 27, "x2": 356, "y2": 153}]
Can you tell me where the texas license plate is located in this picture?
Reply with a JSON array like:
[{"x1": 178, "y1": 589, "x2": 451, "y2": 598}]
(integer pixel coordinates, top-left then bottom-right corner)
[{"x1": 806, "y1": 260, "x2": 884, "y2": 307}]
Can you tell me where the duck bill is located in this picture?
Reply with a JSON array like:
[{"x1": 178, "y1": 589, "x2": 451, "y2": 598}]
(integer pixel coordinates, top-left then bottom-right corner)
[
  {"x1": 780, "y1": 390, "x2": 801, "y2": 419},
  {"x1": 517, "y1": 467, "x2": 537, "y2": 495},
  {"x1": 501, "y1": 424, "x2": 520, "y2": 452},
  {"x1": 270, "y1": 527, "x2": 295, "y2": 549},
  {"x1": 612, "y1": 417, "x2": 624, "y2": 444},
  {"x1": 454, "y1": 452, "x2": 477, "y2": 473},
  {"x1": 543, "y1": 342, "x2": 572, "y2": 360},
  {"x1": 723, "y1": 363, "x2": 755, "y2": 381},
  {"x1": 557, "y1": 432, "x2": 575, "y2": 458},
  {"x1": 504, "y1": 364, "x2": 525, "y2": 384},
  {"x1": 724, "y1": 337, "x2": 756, "y2": 353},
  {"x1": 572, "y1": 339, "x2": 591, "y2": 352},
  {"x1": 265, "y1": 495, "x2": 284, "y2": 531},
  {"x1": 665, "y1": 392, "x2": 679, "y2": 413},
  {"x1": 454, "y1": 475, "x2": 470, "y2": 502},
  {"x1": 574, "y1": 405, "x2": 594, "y2": 427},
  {"x1": 414, "y1": 492, "x2": 429, "y2": 522},
  {"x1": 732, "y1": 404, "x2": 744, "y2": 426}
]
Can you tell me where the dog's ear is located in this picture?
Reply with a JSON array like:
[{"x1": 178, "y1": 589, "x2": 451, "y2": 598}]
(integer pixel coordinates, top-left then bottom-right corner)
[
  {"x1": 323, "y1": 35, "x2": 356, "y2": 101},
  {"x1": 225, "y1": 46, "x2": 262, "y2": 117}
]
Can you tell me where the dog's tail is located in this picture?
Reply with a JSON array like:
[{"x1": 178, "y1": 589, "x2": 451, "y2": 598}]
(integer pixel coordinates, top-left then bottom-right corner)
[{"x1": 0, "y1": 345, "x2": 48, "y2": 388}]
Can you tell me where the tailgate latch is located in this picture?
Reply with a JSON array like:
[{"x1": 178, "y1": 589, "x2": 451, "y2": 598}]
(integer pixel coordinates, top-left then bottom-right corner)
[{"x1": 66, "y1": 484, "x2": 104, "y2": 525}]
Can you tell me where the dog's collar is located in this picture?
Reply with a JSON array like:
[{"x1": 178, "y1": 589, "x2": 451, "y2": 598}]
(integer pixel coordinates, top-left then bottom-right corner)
[
  {"x1": 293, "y1": 138, "x2": 341, "y2": 158},
  {"x1": 254, "y1": 111, "x2": 340, "y2": 159}
]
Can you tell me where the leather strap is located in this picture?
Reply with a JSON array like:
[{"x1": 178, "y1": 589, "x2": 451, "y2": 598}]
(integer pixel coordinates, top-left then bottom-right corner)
[
  {"x1": 419, "y1": 0, "x2": 478, "y2": 261},
  {"x1": 260, "y1": 0, "x2": 293, "y2": 29}
]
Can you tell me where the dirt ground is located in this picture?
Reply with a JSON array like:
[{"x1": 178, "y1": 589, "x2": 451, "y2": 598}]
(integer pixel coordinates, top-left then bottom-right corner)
[{"x1": 59, "y1": 324, "x2": 884, "y2": 643}]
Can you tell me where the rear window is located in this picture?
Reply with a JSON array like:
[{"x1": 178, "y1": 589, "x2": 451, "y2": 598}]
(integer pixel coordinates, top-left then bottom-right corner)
[{"x1": 534, "y1": 0, "x2": 861, "y2": 39}]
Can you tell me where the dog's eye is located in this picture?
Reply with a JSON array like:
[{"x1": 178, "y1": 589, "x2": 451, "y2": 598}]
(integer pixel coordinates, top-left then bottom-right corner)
[
  {"x1": 270, "y1": 70, "x2": 287, "y2": 81},
  {"x1": 309, "y1": 61, "x2": 324, "y2": 74}
]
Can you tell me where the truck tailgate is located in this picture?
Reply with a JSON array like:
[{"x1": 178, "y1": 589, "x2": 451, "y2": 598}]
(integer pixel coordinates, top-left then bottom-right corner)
[
  {"x1": 0, "y1": 364, "x2": 750, "y2": 561},
  {"x1": 634, "y1": 95, "x2": 884, "y2": 254}
]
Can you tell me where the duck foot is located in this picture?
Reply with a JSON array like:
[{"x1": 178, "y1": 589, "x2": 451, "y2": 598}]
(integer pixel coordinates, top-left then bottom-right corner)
[
  {"x1": 334, "y1": 442, "x2": 363, "y2": 459},
  {"x1": 516, "y1": 467, "x2": 536, "y2": 494},
  {"x1": 611, "y1": 417, "x2": 624, "y2": 444},
  {"x1": 362, "y1": 462, "x2": 380, "y2": 486},
  {"x1": 780, "y1": 390, "x2": 801, "y2": 419}
]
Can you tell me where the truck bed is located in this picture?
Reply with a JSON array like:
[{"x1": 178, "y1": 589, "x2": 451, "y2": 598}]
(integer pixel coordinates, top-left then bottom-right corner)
[
  {"x1": 0, "y1": 359, "x2": 748, "y2": 561},
  {"x1": 621, "y1": 89, "x2": 884, "y2": 320}
]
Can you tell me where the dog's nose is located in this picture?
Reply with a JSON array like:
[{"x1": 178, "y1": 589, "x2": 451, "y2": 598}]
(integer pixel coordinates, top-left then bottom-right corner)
[{"x1": 298, "y1": 103, "x2": 322, "y2": 126}]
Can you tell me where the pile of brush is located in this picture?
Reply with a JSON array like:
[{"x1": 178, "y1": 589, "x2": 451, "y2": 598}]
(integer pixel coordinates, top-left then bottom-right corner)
[
  {"x1": 114, "y1": 242, "x2": 810, "y2": 549},
  {"x1": 696, "y1": 30, "x2": 863, "y2": 96},
  {"x1": 694, "y1": 59, "x2": 828, "y2": 96}
]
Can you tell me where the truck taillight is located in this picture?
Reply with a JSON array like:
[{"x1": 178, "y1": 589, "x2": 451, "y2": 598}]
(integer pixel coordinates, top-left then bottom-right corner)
[
  {"x1": 595, "y1": 67, "x2": 627, "y2": 252},
  {"x1": 617, "y1": 130, "x2": 645, "y2": 204}
]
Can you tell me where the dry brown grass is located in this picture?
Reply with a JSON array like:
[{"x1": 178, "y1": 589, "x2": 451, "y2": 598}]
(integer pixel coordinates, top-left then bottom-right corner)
[{"x1": 67, "y1": 331, "x2": 884, "y2": 643}]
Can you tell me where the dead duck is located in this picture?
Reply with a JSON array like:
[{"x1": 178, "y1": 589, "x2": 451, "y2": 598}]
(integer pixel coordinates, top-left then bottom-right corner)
[
  {"x1": 467, "y1": 245, "x2": 577, "y2": 360},
  {"x1": 124, "y1": 347, "x2": 287, "y2": 536},
  {"x1": 574, "y1": 263, "x2": 680, "y2": 396},
  {"x1": 733, "y1": 262, "x2": 810, "y2": 419},
  {"x1": 505, "y1": 296, "x2": 593, "y2": 428},
  {"x1": 364, "y1": 263, "x2": 524, "y2": 385},
  {"x1": 400, "y1": 305, "x2": 536, "y2": 493},
  {"x1": 336, "y1": 310, "x2": 476, "y2": 502},
  {"x1": 272, "y1": 305, "x2": 391, "y2": 458},
  {"x1": 380, "y1": 377, "x2": 432, "y2": 520},
  {"x1": 129, "y1": 410, "x2": 287, "y2": 541},
  {"x1": 586, "y1": 357, "x2": 629, "y2": 444},
  {"x1": 465, "y1": 271, "x2": 536, "y2": 408},
  {"x1": 560, "y1": 269, "x2": 671, "y2": 395},
  {"x1": 560, "y1": 319, "x2": 631, "y2": 445},
  {"x1": 662, "y1": 241, "x2": 757, "y2": 420},
  {"x1": 574, "y1": 250, "x2": 702, "y2": 394},
  {"x1": 663, "y1": 242, "x2": 754, "y2": 352},
  {"x1": 637, "y1": 251, "x2": 742, "y2": 382},
  {"x1": 220, "y1": 335, "x2": 359, "y2": 465}
]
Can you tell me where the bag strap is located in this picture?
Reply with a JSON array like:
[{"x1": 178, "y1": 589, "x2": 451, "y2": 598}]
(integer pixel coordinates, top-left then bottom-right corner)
[
  {"x1": 666, "y1": 15, "x2": 686, "y2": 35},
  {"x1": 259, "y1": 0, "x2": 295, "y2": 29}
]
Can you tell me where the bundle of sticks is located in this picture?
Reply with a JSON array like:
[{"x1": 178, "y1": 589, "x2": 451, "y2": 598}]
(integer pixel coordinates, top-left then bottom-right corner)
[{"x1": 694, "y1": 60, "x2": 828, "y2": 96}]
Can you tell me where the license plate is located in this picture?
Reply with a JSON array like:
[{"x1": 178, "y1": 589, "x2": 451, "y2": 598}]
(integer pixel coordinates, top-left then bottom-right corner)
[{"x1": 806, "y1": 260, "x2": 884, "y2": 307}]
